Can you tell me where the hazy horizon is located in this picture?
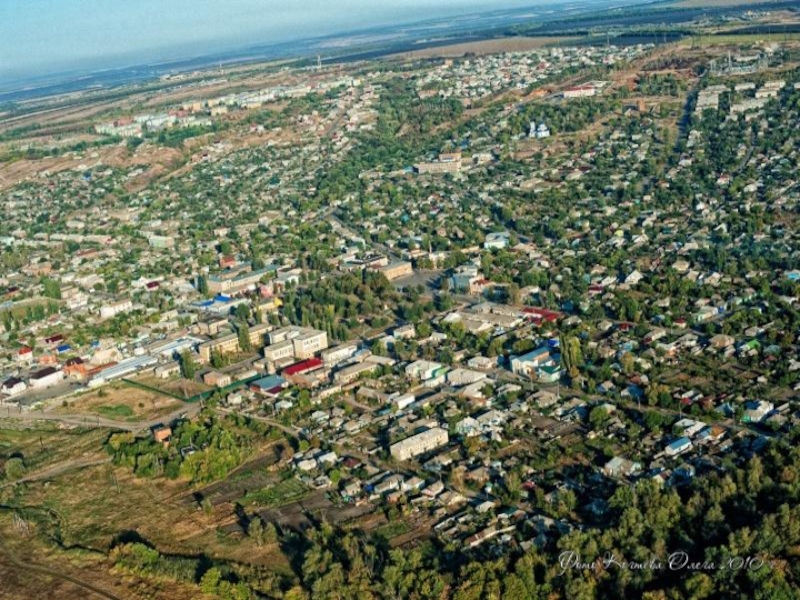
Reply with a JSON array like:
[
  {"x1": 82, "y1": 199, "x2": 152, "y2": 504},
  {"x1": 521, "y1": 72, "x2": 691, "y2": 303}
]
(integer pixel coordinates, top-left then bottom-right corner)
[{"x1": 0, "y1": 0, "x2": 552, "y2": 83}]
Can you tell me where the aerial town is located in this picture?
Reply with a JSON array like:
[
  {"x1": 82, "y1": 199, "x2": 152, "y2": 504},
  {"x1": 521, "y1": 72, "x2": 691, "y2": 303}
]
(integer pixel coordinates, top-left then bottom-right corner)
[{"x1": 2, "y1": 4, "x2": 800, "y2": 599}]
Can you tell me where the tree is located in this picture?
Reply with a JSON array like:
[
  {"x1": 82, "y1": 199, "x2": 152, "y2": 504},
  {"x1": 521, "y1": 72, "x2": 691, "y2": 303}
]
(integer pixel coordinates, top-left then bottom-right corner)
[
  {"x1": 644, "y1": 410, "x2": 665, "y2": 432},
  {"x1": 237, "y1": 322, "x2": 252, "y2": 352},
  {"x1": 179, "y1": 350, "x2": 196, "y2": 379},
  {"x1": 211, "y1": 350, "x2": 226, "y2": 369},
  {"x1": 508, "y1": 283, "x2": 521, "y2": 305},
  {"x1": 248, "y1": 516, "x2": 265, "y2": 546},
  {"x1": 41, "y1": 277, "x2": 61, "y2": 300},
  {"x1": 621, "y1": 352, "x2": 635, "y2": 375},
  {"x1": 416, "y1": 321, "x2": 433, "y2": 338},
  {"x1": 4, "y1": 457, "x2": 25, "y2": 480},
  {"x1": 560, "y1": 334, "x2": 583, "y2": 378},
  {"x1": 589, "y1": 406, "x2": 610, "y2": 430},
  {"x1": 197, "y1": 275, "x2": 209, "y2": 296},
  {"x1": 235, "y1": 303, "x2": 251, "y2": 321}
]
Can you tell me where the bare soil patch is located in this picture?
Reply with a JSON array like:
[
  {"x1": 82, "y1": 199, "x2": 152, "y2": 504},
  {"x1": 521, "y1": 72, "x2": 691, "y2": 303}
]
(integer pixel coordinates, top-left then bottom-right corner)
[{"x1": 390, "y1": 36, "x2": 580, "y2": 60}]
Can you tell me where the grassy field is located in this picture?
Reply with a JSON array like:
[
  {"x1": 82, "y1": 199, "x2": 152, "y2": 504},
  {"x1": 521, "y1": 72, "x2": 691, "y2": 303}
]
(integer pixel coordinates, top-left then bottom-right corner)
[
  {"x1": 0, "y1": 424, "x2": 108, "y2": 475},
  {"x1": 374, "y1": 520, "x2": 411, "y2": 540},
  {"x1": 0, "y1": 297, "x2": 61, "y2": 320},
  {"x1": 55, "y1": 382, "x2": 185, "y2": 421},
  {"x1": 95, "y1": 405, "x2": 135, "y2": 419},
  {"x1": 241, "y1": 479, "x2": 309, "y2": 508},
  {"x1": 0, "y1": 422, "x2": 297, "y2": 599},
  {"x1": 135, "y1": 375, "x2": 213, "y2": 399}
]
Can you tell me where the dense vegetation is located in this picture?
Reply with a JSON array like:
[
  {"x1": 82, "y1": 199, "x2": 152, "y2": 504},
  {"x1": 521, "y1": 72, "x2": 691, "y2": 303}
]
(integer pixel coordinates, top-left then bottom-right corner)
[
  {"x1": 106, "y1": 410, "x2": 274, "y2": 483},
  {"x1": 316, "y1": 78, "x2": 463, "y2": 204},
  {"x1": 98, "y1": 432, "x2": 800, "y2": 599}
]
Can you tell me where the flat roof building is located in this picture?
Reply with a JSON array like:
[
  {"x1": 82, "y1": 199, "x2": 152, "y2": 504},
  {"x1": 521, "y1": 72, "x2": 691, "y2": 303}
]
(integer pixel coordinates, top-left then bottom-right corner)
[{"x1": 390, "y1": 427, "x2": 449, "y2": 461}]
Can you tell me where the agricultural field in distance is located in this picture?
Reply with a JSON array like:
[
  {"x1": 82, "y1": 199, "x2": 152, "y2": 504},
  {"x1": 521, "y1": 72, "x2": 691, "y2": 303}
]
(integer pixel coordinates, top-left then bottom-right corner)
[{"x1": 391, "y1": 36, "x2": 580, "y2": 59}]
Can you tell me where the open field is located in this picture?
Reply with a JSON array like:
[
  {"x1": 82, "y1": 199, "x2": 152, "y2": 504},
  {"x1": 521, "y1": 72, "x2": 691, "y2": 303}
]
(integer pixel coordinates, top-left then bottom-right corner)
[
  {"x1": 55, "y1": 382, "x2": 187, "y2": 421},
  {"x1": 241, "y1": 478, "x2": 309, "y2": 508},
  {"x1": 0, "y1": 423, "x2": 108, "y2": 476},
  {"x1": 0, "y1": 511, "x2": 217, "y2": 600},
  {"x1": 133, "y1": 375, "x2": 213, "y2": 399},
  {"x1": 390, "y1": 36, "x2": 580, "y2": 60},
  {"x1": 0, "y1": 425, "x2": 297, "y2": 594},
  {"x1": 0, "y1": 297, "x2": 61, "y2": 319},
  {"x1": 688, "y1": 33, "x2": 800, "y2": 46},
  {"x1": 676, "y1": 0, "x2": 788, "y2": 6}
]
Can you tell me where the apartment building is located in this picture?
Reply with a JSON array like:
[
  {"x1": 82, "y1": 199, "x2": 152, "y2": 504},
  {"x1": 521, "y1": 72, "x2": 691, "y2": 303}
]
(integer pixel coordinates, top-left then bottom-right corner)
[
  {"x1": 375, "y1": 260, "x2": 413, "y2": 281},
  {"x1": 263, "y1": 340, "x2": 295, "y2": 362},
  {"x1": 206, "y1": 264, "x2": 278, "y2": 294},
  {"x1": 198, "y1": 333, "x2": 239, "y2": 363},
  {"x1": 99, "y1": 299, "x2": 133, "y2": 319},
  {"x1": 390, "y1": 427, "x2": 449, "y2": 461},
  {"x1": 266, "y1": 326, "x2": 328, "y2": 360},
  {"x1": 333, "y1": 361, "x2": 378, "y2": 385},
  {"x1": 247, "y1": 323, "x2": 272, "y2": 349},
  {"x1": 321, "y1": 342, "x2": 359, "y2": 366}
]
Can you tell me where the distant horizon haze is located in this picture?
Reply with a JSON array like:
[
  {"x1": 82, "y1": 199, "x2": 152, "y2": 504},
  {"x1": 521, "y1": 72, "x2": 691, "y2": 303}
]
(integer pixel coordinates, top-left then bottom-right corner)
[{"x1": 0, "y1": 0, "x2": 555, "y2": 82}]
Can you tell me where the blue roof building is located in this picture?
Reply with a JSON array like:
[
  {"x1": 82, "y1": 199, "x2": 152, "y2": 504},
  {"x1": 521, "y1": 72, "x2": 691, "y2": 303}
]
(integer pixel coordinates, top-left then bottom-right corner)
[{"x1": 665, "y1": 437, "x2": 692, "y2": 457}]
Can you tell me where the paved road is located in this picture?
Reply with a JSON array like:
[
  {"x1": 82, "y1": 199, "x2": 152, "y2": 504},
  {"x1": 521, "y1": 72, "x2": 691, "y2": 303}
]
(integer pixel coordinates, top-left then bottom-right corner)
[{"x1": 0, "y1": 402, "x2": 202, "y2": 434}]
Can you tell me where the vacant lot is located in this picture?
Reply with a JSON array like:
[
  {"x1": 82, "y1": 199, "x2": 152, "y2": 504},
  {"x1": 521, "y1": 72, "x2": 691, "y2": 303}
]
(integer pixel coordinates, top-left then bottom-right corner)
[
  {"x1": 56, "y1": 383, "x2": 185, "y2": 421},
  {"x1": 136, "y1": 375, "x2": 213, "y2": 399},
  {"x1": 390, "y1": 36, "x2": 580, "y2": 60}
]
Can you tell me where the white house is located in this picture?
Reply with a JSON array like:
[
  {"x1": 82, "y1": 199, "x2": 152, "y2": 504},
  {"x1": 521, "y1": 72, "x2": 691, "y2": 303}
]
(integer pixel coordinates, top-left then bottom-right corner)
[
  {"x1": 484, "y1": 231, "x2": 511, "y2": 250},
  {"x1": 405, "y1": 360, "x2": 443, "y2": 381},
  {"x1": 1, "y1": 377, "x2": 26, "y2": 397},
  {"x1": 29, "y1": 367, "x2": 64, "y2": 389}
]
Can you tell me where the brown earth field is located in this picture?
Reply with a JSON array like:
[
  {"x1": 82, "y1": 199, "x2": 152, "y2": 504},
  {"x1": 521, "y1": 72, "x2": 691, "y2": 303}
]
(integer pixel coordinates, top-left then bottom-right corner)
[
  {"x1": 0, "y1": 434, "x2": 298, "y2": 599},
  {"x1": 54, "y1": 382, "x2": 187, "y2": 421},
  {"x1": 389, "y1": 36, "x2": 581, "y2": 60}
]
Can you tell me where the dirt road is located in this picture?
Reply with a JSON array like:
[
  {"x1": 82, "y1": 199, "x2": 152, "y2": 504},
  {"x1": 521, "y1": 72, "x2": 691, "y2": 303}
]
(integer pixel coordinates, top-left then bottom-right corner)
[{"x1": 0, "y1": 402, "x2": 201, "y2": 433}]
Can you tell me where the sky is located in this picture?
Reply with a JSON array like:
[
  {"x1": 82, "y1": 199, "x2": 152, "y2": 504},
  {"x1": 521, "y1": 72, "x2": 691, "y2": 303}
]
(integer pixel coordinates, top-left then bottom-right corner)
[{"x1": 0, "y1": 0, "x2": 540, "y2": 81}]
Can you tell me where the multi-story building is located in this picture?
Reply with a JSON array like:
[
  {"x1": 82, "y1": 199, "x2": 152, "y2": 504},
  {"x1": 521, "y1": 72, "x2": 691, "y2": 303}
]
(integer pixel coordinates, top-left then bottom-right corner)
[
  {"x1": 206, "y1": 264, "x2": 279, "y2": 295},
  {"x1": 390, "y1": 427, "x2": 449, "y2": 461},
  {"x1": 266, "y1": 326, "x2": 328, "y2": 360},
  {"x1": 247, "y1": 323, "x2": 272, "y2": 349},
  {"x1": 321, "y1": 343, "x2": 359, "y2": 366},
  {"x1": 99, "y1": 299, "x2": 133, "y2": 319},
  {"x1": 198, "y1": 333, "x2": 239, "y2": 363},
  {"x1": 263, "y1": 340, "x2": 295, "y2": 363},
  {"x1": 333, "y1": 361, "x2": 378, "y2": 385},
  {"x1": 375, "y1": 261, "x2": 413, "y2": 281}
]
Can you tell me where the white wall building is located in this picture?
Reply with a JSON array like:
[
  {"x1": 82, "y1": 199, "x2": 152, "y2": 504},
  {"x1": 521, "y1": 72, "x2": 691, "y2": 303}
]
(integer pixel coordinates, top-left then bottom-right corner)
[{"x1": 390, "y1": 427, "x2": 449, "y2": 461}]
